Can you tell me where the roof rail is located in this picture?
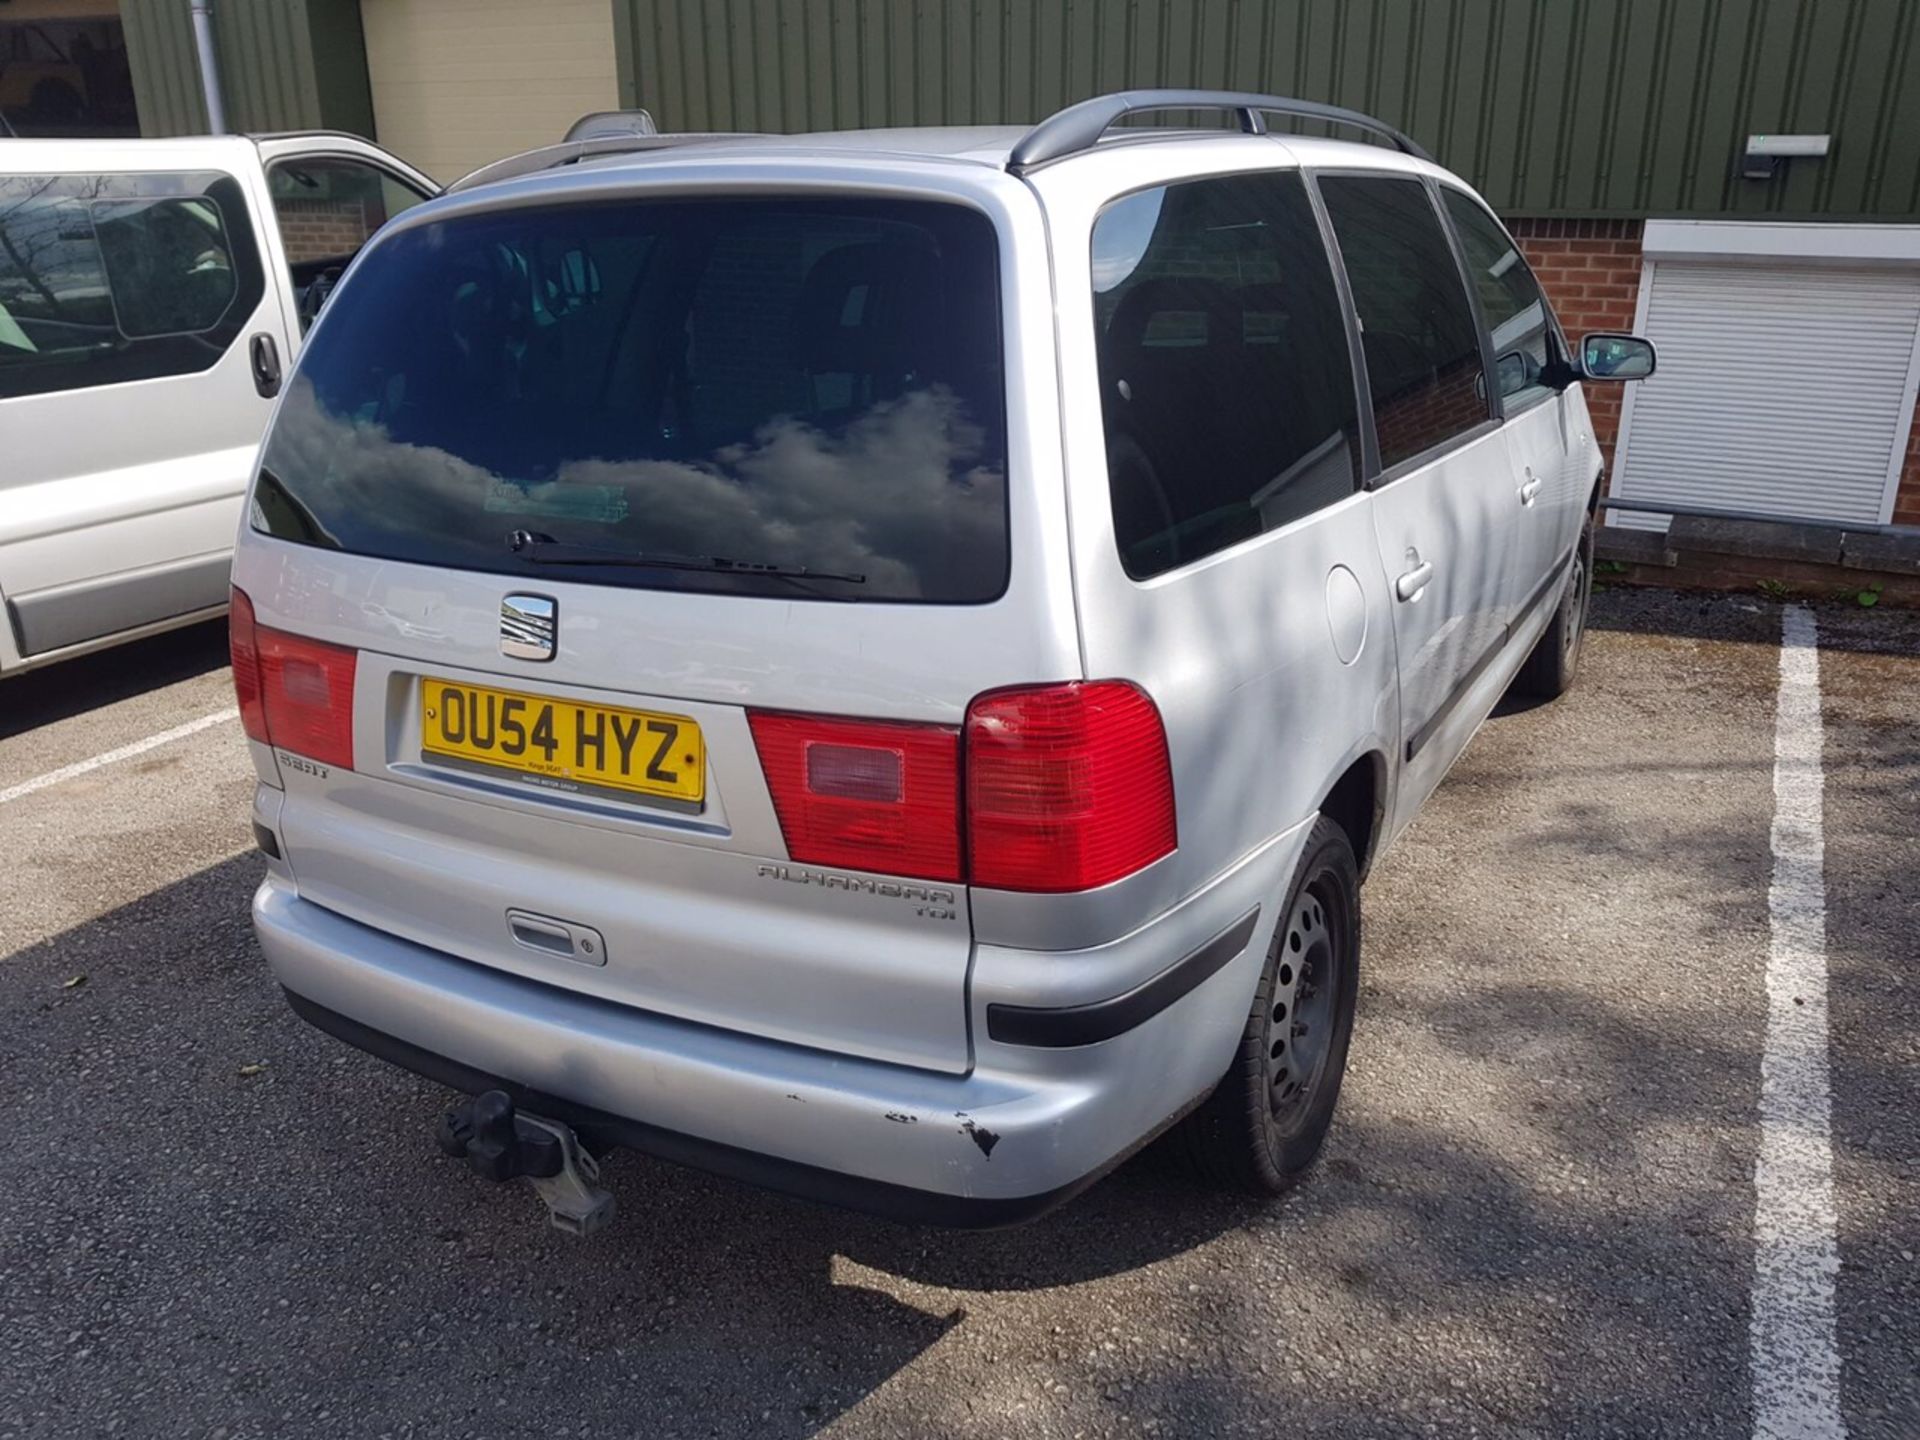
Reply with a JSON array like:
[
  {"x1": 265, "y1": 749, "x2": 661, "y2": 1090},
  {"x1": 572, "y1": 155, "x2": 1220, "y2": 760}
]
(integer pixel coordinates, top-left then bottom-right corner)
[
  {"x1": 565, "y1": 109, "x2": 659, "y2": 142},
  {"x1": 1007, "y1": 89, "x2": 1433, "y2": 172},
  {"x1": 446, "y1": 132, "x2": 762, "y2": 194}
]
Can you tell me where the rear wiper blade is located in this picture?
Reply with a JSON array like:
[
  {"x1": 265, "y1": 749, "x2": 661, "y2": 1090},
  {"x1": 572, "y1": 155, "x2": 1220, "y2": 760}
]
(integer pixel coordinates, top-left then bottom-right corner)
[{"x1": 505, "y1": 530, "x2": 866, "y2": 585}]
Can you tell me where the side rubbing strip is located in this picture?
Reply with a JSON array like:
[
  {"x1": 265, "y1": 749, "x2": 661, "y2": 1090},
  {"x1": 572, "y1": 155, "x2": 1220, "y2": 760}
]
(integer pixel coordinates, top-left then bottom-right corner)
[{"x1": 987, "y1": 907, "x2": 1263, "y2": 1048}]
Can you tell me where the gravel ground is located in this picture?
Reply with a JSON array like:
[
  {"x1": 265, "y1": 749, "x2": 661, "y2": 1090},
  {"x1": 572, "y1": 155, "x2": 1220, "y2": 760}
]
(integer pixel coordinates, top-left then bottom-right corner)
[{"x1": 0, "y1": 589, "x2": 1914, "y2": 1440}]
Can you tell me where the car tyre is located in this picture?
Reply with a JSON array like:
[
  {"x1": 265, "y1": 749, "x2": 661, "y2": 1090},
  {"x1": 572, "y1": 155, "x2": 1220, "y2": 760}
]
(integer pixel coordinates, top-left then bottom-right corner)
[
  {"x1": 1513, "y1": 510, "x2": 1594, "y2": 701},
  {"x1": 1169, "y1": 815, "x2": 1361, "y2": 1195}
]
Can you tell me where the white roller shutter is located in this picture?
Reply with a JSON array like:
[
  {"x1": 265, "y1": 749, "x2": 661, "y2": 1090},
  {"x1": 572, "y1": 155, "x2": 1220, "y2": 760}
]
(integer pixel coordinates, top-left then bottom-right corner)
[
  {"x1": 1613, "y1": 260, "x2": 1920, "y2": 528},
  {"x1": 361, "y1": 0, "x2": 621, "y2": 185}
]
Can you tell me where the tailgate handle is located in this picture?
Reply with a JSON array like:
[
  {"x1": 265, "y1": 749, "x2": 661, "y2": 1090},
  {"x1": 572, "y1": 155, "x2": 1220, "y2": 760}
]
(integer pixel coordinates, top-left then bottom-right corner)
[{"x1": 507, "y1": 910, "x2": 607, "y2": 966}]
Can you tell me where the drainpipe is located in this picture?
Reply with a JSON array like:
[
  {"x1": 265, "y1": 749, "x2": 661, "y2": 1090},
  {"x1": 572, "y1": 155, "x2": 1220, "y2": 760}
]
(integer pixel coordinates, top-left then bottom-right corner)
[{"x1": 190, "y1": 0, "x2": 228, "y2": 134}]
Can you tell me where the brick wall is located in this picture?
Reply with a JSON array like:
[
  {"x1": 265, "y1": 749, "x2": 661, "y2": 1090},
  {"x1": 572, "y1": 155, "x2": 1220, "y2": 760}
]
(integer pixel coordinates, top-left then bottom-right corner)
[
  {"x1": 273, "y1": 199, "x2": 373, "y2": 264},
  {"x1": 1506, "y1": 217, "x2": 1644, "y2": 473},
  {"x1": 1896, "y1": 416, "x2": 1920, "y2": 528}
]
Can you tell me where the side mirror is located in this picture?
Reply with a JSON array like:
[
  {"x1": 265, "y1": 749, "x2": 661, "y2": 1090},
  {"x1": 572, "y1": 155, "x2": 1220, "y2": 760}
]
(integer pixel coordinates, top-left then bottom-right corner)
[{"x1": 1580, "y1": 332, "x2": 1656, "y2": 381}]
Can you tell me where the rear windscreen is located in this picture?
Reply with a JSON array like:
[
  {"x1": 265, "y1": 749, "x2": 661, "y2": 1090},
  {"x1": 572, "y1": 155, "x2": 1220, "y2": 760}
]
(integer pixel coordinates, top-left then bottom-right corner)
[{"x1": 252, "y1": 196, "x2": 1009, "y2": 602}]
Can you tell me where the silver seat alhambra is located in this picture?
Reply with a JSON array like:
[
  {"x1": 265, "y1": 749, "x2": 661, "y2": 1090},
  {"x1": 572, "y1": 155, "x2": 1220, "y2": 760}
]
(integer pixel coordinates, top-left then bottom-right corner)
[{"x1": 231, "y1": 92, "x2": 1654, "y2": 1226}]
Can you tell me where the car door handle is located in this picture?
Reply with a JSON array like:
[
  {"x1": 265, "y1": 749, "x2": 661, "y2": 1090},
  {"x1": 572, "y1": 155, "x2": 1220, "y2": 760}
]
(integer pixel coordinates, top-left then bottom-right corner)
[
  {"x1": 1519, "y1": 476, "x2": 1543, "y2": 506},
  {"x1": 250, "y1": 332, "x2": 282, "y2": 399},
  {"x1": 1395, "y1": 560, "x2": 1435, "y2": 601}
]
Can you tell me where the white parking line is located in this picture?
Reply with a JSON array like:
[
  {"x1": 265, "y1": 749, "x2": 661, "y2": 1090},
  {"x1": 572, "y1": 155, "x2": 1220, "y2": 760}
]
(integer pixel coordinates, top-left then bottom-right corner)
[
  {"x1": 0, "y1": 708, "x2": 239, "y2": 807},
  {"x1": 1751, "y1": 605, "x2": 1846, "y2": 1440}
]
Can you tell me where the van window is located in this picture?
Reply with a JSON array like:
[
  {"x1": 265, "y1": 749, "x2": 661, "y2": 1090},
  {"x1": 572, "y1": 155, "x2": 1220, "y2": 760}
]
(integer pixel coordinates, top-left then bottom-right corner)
[
  {"x1": 1318, "y1": 175, "x2": 1491, "y2": 471},
  {"x1": 1091, "y1": 171, "x2": 1361, "y2": 580},
  {"x1": 267, "y1": 156, "x2": 428, "y2": 266},
  {"x1": 1440, "y1": 188, "x2": 1560, "y2": 407},
  {"x1": 253, "y1": 197, "x2": 1008, "y2": 603},
  {"x1": 91, "y1": 197, "x2": 238, "y2": 336},
  {"x1": 0, "y1": 171, "x2": 264, "y2": 399},
  {"x1": 266, "y1": 155, "x2": 429, "y2": 328}
]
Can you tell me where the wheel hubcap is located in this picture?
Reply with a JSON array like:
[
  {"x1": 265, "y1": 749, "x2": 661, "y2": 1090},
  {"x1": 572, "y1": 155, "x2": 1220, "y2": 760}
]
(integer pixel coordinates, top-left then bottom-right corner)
[{"x1": 1266, "y1": 884, "x2": 1338, "y2": 1128}]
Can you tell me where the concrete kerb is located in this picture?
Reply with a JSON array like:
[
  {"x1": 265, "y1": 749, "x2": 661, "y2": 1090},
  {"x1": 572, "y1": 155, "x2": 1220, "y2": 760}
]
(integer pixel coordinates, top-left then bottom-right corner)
[{"x1": 1595, "y1": 515, "x2": 1920, "y2": 606}]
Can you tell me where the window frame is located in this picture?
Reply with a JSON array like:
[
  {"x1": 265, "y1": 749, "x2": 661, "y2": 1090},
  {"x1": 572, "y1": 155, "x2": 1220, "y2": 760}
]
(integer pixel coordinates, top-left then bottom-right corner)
[
  {"x1": 1434, "y1": 181, "x2": 1570, "y2": 421},
  {"x1": 1305, "y1": 167, "x2": 1502, "y2": 489},
  {"x1": 1086, "y1": 165, "x2": 1374, "y2": 584}
]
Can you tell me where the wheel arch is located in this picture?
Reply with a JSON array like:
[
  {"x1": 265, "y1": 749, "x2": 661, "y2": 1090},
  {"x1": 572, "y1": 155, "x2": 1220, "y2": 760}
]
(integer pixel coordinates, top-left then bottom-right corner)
[{"x1": 1317, "y1": 749, "x2": 1388, "y2": 881}]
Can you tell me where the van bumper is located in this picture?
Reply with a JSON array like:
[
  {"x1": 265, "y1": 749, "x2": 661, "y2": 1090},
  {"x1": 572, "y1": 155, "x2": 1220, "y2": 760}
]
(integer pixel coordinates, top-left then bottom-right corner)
[{"x1": 252, "y1": 839, "x2": 1292, "y2": 1227}]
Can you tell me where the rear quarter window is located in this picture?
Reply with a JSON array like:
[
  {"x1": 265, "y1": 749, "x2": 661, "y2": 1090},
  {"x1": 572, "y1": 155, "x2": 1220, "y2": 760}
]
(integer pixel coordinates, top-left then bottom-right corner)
[
  {"x1": 1090, "y1": 170, "x2": 1363, "y2": 580},
  {"x1": 253, "y1": 196, "x2": 1010, "y2": 604}
]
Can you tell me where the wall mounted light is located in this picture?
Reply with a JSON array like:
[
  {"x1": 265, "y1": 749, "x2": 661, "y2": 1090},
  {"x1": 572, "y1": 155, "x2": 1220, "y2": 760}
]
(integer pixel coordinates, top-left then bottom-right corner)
[{"x1": 1741, "y1": 133, "x2": 1830, "y2": 181}]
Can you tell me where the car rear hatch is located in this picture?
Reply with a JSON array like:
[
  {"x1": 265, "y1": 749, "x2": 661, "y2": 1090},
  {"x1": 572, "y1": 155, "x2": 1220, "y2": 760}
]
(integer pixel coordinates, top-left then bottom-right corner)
[{"x1": 232, "y1": 165, "x2": 1079, "y2": 1074}]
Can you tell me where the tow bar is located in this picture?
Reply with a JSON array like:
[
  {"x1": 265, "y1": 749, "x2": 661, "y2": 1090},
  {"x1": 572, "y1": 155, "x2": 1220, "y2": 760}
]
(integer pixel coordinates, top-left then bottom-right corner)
[{"x1": 435, "y1": 1090, "x2": 616, "y2": 1237}]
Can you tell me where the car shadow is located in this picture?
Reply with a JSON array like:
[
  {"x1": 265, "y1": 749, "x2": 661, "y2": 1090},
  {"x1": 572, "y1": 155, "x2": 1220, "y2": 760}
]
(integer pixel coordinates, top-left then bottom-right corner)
[
  {"x1": 9, "y1": 838, "x2": 1903, "y2": 1438},
  {"x1": 0, "y1": 618, "x2": 230, "y2": 740}
]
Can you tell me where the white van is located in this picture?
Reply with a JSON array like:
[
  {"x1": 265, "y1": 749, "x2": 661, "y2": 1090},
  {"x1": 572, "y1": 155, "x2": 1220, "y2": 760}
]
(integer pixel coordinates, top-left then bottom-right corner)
[{"x1": 0, "y1": 131, "x2": 434, "y2": 675}]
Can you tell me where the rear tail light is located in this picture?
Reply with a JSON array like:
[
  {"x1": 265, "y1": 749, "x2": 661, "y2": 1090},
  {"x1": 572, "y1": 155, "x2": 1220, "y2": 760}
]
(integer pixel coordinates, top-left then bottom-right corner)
[
  {"x1": 748, "y1": 713, "x2": 961, "y2": 882},
  {"x1": 748, "y1": 680, "x2": 1175, "y2": 893},
  {"x1": 229, "y1": 585, "x2": 358, "y2": 770},
  {"x1": 965, "y1": 681, "x2": 1175, "y2": 892},
  {"x1": 229, "y1": 587, "x2": 267, "y2": 744}
]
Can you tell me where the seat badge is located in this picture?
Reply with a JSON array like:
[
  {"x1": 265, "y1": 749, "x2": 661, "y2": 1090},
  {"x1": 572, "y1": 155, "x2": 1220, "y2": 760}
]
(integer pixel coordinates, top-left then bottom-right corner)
[{"x1": 500, "y1": 594, "x2": 557, "y2": 661}]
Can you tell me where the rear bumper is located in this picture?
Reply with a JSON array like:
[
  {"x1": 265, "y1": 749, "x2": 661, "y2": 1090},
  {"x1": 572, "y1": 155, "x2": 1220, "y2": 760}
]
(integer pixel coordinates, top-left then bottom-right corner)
[
  {"x1": 251, "y1": 843, "x2": 1290, "y2": 1225},
  {"x1": 281, "y1": 989, "x2": 1090, "y2": 1226}
]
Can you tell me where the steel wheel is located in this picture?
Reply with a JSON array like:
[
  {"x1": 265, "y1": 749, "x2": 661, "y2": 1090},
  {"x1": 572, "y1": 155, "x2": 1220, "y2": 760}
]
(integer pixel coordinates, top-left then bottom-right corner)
[
  {"x1": 1168, "y1": 815, "x2": 1361, "y2": 1195},
  {"x1": 1265, "y1": 877, "x2": 1346, "y2": 1136},
  {"x1": 1561, "y1": 535, "x2": 1591, "y2": 668},
  {"x1": 1511, "y1": 513, "x2": 1595, "y2": 702}
]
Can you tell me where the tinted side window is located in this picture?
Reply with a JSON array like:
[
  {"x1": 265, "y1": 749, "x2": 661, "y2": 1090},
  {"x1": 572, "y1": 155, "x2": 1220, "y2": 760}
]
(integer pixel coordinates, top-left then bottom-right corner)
[
  {"x1": 0, "y1": 171, "x2": 264, "y2": 400},
  {"x1": 1441, "y1": 188, "x2": 1559, "y2": 406},
  {"x1": 1092, "y1": 171, "x2": 1361, "y2": 580},
  {"x1": 93, "y1": 197, "x2": 238, "y2": 336},
  {"x1": 1319, "y1": 175, "x2": 1489, "y2": 471}
]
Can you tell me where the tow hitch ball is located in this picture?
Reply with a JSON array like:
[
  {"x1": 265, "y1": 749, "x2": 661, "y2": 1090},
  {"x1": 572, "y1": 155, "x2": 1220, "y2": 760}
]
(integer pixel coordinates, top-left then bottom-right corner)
[{"x1": 435, "y1": 1090, "x2": 616, "y2": 1237}]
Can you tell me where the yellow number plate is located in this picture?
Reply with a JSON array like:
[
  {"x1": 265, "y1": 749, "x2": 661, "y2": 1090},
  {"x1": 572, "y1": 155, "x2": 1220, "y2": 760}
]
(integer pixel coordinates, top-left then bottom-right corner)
[{"x1": 420, "y1": 679, "x2": 705, "y2": 804}]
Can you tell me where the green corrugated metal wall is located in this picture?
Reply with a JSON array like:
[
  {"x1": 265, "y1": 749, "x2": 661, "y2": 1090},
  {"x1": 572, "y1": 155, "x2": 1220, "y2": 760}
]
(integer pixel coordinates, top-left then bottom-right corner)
[
  {"x1": 120, "y1": 0, "x2": 213, "y2": 134},
  {"x1": 301, "y1": 0, "x2": 377, "y2": 138},
  {"x1": 122, "y1": 0, "x2": 373, "y2": 138},
  {"x1": 610, "y1": 0, "x2": 1920, "y2": 218}
]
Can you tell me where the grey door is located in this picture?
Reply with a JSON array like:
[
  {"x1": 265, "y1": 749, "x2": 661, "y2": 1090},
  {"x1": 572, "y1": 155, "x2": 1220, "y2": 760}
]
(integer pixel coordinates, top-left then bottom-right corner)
[{"x1": 1441, "y1": 186, "x2": 1584, "y2": 619}]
